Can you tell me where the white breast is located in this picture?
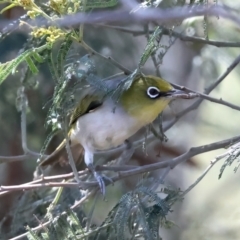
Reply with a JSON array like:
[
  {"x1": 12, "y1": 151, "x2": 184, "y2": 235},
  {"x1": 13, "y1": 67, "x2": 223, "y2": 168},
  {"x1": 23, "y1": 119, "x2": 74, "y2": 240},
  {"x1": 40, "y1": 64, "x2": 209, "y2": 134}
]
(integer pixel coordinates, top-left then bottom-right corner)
[{"x1": 70, "y1": 99, "x2": 140, "y2": 152}]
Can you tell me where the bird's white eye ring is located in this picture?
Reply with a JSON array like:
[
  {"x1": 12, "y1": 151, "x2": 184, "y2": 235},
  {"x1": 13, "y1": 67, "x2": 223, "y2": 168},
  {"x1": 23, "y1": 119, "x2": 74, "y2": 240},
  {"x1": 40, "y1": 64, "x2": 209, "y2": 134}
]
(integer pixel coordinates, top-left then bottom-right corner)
[{"x1": 147, "y1": 86, "x2": 160, "y2": 99}]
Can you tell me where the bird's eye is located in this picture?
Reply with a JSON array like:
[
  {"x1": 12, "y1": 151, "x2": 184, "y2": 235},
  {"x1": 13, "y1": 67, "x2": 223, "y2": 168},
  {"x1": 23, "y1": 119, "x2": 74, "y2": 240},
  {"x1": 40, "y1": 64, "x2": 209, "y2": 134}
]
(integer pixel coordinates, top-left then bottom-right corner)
[{"x1": 147, "y1": 86, "x2": 160, "y2": 99}]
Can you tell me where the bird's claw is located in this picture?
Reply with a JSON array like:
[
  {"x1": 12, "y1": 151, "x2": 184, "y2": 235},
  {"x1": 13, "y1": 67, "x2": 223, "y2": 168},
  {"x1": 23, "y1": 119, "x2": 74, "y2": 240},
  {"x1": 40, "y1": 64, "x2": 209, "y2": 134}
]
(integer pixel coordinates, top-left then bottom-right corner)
[{"x1": 91, "y1": 169, "x2": 113, "y2": 195}]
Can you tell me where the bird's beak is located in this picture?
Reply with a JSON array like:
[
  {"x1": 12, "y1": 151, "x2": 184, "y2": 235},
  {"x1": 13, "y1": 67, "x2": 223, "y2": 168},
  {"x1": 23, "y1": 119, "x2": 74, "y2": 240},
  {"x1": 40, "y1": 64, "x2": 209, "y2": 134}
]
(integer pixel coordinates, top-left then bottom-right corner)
[{"x1": 164, "y1": 89, "x2": 190, "y2": 99}]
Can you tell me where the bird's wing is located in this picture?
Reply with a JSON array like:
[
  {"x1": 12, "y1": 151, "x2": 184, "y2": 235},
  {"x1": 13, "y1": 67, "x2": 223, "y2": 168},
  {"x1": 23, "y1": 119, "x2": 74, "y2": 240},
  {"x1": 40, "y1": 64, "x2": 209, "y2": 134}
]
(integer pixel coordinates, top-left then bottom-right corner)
[
  {"x1": 69, "y1": 75, "x2": 129, "y2": 125},
  {"x1": 69, "y1": 92, "x2": 103, "y2": 126}
]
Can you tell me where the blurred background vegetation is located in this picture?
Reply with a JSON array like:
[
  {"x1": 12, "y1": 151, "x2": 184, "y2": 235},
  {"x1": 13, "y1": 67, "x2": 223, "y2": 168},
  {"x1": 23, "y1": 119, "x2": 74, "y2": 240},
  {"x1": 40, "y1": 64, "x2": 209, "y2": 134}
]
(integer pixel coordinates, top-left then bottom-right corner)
[{"x1": 1, "y1": 0, "x2": 240, "y2": 239}]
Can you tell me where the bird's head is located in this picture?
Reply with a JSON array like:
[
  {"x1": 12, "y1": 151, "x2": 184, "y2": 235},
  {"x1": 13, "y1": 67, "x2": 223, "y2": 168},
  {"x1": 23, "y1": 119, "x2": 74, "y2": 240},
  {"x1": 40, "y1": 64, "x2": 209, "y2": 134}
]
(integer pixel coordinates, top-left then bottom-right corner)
[{"x1": 120, "y1": 75, "x2": 184, "y2": 124}]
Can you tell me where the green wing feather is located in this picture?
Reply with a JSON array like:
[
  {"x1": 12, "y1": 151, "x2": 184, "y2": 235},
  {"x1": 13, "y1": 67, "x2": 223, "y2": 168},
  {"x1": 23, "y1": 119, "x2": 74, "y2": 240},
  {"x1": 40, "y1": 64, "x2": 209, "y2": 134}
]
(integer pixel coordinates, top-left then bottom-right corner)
[
  {"x1": 69, "y1": 76, "x2": 124, "y2": 125},
  {"x1": 69, "y1": 76, "x2": 124, "y2": 126},
  {"x1": 69, "y1": 90, "x2": 104, "y2": 126}
]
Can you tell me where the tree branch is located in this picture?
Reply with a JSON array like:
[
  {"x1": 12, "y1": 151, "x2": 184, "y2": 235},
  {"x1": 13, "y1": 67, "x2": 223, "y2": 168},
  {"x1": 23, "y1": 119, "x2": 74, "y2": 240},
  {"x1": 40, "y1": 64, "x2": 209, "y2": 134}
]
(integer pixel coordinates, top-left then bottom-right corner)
[
  {"x1": 96, "y1": 24, "x2": 240, "y2": 48},
  {"x1": 52, "y1": 5, "x2": 240, "y2": 30},
  {"x1": 180, "y1": 142, "x2": 240, "y2": 197},
  {"x1": 0, "y1": 153, "x2": 43, "y2": 164},
  {"x1": 171, "y1": 83, "x2": 240, "y2": 111},
  {"x1": 1, "y1": 136, "x2": 240, "y2": 196},
  {"x1": 117, "y1": 135, "x2": 240, "y2": 178},
  {"x1": 164, "y1": 52, "x2": 240, "y2": 131}
]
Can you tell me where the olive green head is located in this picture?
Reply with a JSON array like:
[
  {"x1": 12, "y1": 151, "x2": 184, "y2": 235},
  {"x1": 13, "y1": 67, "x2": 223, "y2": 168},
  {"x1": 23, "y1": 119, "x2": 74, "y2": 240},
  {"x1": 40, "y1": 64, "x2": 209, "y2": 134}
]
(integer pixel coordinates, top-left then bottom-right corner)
[{"x1": 120, "y1": 75, "x2": 178, "y2": 125}]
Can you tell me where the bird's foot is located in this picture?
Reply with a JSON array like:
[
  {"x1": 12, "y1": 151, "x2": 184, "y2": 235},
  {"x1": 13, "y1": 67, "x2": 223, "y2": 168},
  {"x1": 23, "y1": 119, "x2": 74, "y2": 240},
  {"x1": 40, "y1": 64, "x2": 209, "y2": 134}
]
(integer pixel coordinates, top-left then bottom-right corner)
[
  {"x1": 88, "y1": 164, "x2": 113, "y2": 195},
  {"x1": 93, "y1": 171, "x2": 113, "y2": 195}
]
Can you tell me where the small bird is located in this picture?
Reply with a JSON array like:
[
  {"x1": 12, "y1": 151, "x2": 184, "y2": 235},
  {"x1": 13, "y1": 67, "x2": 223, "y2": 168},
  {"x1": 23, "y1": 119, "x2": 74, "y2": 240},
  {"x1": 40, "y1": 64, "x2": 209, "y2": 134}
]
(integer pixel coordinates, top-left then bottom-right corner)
[{"x1": 40, "y1": 75, "x2": 186, "y2": 194}]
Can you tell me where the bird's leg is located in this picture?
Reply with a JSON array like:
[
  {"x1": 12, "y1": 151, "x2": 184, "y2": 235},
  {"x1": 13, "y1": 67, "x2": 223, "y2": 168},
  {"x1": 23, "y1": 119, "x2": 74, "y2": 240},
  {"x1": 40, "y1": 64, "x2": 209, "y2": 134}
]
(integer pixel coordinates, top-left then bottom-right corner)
[
  {"x1": 85, "y1": 151, "x2": 112, "y2": 195},
  {"x1": 88, "y1": 163, "x2": 114, "y2": 195},
  {"x1": 116, "y1": 140, "x2": 134, "y2": 165}
]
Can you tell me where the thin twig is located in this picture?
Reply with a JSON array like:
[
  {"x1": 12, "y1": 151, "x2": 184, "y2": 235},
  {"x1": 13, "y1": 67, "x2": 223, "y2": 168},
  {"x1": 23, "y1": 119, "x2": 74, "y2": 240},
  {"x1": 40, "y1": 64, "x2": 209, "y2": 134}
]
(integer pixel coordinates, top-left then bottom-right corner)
[
  {"x1": 65, "y1": 137, "x2": 81, "y2": 184},
  {"x1": 1, "y1": 136, "x2": 239, "y2": 196},
  {"x1": 180, "y1": 147, "x2": 236, "y2": 197},
  {"x1": 52, "y1": 5, "x2": 240, "y2": 30},
  {"x1": 165, "y1": 52, "x2": 240, "y2": 131},
  {"x1": 171, "y1": 83, "x2": 240, "y2": 111},
  {"x1": 161, "y1": 28, "x2": 240, "y2": 48},
  {"x1": 71, "y1": 189, "x2": 97, "y2": 209},
  {"x1": 0, "y1": 153, "x2": 42, "y2": 164},
  {"x1": 18, "y1": 87, "x2": 42, "y2": 158},
  {"x1": 97, "y1": 24, "x2": 240, "y2": 48},
  {"x1": 9, "y1": 220, "x2": 51, "y2": 240},
  {"x1": 20, "y1": 88, "x2": 28, "y2": 154},
  {"x1": 9, "y1": 189, "x2": 97, "y2": 240},
  {"x1": 0, "y1": 170, "x2": 88, "y2": 197},
  {"x1": 79, "y1": 41, "x2": 132, "y2": 74},
  {"x1": 1, "y1": 4, "x2": 240, "y2": 39},
  {"x1": 117, "y1": 135, "x2": 240, "y2": 178}
]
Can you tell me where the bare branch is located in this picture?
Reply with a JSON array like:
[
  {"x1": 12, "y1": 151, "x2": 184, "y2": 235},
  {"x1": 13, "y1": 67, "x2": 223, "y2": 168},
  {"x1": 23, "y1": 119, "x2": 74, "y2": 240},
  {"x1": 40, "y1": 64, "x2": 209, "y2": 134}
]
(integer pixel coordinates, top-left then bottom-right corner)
[
  {"x1": 2, "y1": 136, "x2": 240, "y2": 197},
  {"x1": 80, "y1": 42, "x2": 132, "y2": 74},
  {"x1": 53, "y1": 5, "x2": 239, "y2": 29},
  {"x1": 165, "y1": 52, "x2": 240, "y2": 131},
  {"x1": 9, "y1": 220, "x2": 51, "y2": 240},
  {"x1": 118, "y1": 135, "x2": 240, "y2": 178},
  {"x1": 97, "y1": 24, "x2": 240, "y2": 48},
  {"x1": 171, "y1": 83, "x2": 240, "y2": 111},
  {"x1": 181, "y1": 143, "x2": 240, "y2": 197},
  {"x1": 162, "y1": 28, "x2": 240, "y2": 48},
  {"x1": 20, "y1": 88, "x2": 28, "y2": 154},
  {"x1": 0, "y1": 153, "x2": 42, "y2": 164}
]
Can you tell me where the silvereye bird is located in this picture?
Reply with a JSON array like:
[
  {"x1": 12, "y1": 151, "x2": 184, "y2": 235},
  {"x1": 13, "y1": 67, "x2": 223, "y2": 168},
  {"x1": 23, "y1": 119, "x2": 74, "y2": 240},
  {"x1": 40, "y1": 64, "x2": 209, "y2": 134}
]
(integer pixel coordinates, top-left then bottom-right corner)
[{"x1": 40, "y1": 75, "x2": 185, "y2": 194}]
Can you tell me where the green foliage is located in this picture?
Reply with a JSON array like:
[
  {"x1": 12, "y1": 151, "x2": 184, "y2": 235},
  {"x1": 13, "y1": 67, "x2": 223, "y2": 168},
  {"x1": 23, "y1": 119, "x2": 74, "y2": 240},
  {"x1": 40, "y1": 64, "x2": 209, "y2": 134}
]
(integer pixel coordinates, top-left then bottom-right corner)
[
  {"x1": 0, "y1": 44, "x2": 49, "y2": 85},
  {"x1": 91, "y1": 186, "x2": 180, "y2": 240},
  {"x1": 139, "y1": 27, "x2": 163, "y2": 68},
  {"x1": 27, "y1": 226, "x2": 42, "y2": 240},
  {"x1": 45, "y1": 53, "x2": 97, "y2": 131},
  {"x1": 24, "y1": 185, "x2": 181, "y2": 240},
  {"x1": 26, "y1": 209, "x2": 86, "y2": 240}
]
